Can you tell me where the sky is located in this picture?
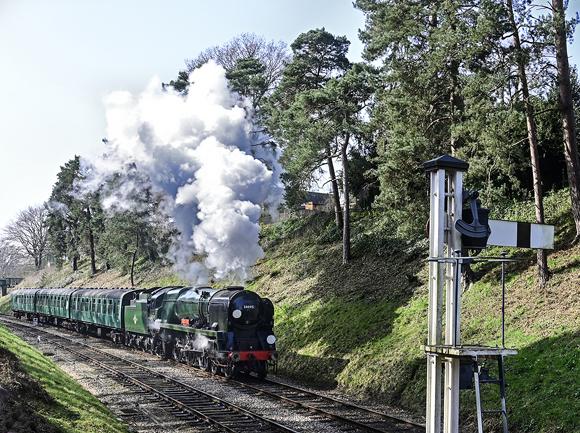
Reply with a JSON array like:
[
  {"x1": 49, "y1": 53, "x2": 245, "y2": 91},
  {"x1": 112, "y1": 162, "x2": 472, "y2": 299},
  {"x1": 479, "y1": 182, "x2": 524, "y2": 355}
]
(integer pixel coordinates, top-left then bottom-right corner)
[
  {"x1": 0, "y1": 0, "x2": 365, "y2": 231},
  {"x1": 0, "y1": 0, "x2": 579, "y2": 231}
]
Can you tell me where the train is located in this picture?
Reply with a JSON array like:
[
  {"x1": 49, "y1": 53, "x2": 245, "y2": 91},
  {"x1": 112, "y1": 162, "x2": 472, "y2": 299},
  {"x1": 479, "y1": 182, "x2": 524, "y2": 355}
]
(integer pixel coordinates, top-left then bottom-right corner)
[{"x1": 10, "y1": 286, "x2": 279, "y2": 379}]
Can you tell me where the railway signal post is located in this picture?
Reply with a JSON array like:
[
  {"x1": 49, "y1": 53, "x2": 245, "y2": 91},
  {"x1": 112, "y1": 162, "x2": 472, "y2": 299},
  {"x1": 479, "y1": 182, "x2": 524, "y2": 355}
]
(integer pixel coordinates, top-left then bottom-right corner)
[
  {"x1": 423, "y1": 155, "x2": 467, "y2": 433},
  {"x1": 422, "y1": 155, "x2": 549, "y2": 433}
]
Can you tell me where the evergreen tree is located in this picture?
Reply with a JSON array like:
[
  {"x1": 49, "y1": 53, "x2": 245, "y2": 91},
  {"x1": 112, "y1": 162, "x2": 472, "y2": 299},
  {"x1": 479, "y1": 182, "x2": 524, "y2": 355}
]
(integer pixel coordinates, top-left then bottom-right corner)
[
  {"x1": 355, "y1": 0, "x2": 523, "y2": 233},
  {"x1": 225, "y1": 58, "x2": 269, "y2": 108},
  {"x1": 266, "y1": 28, "x2": 352, "y2": 229},
  {"x1": 266, "y1": 29, "x2": 377, "y2": 263},
  {"x1": 97, "y1": 168, "x2": 171, "y2": 284},
  {"x1": 505, "y1": 0, "x2": 562, "y2": 286},
  {"x1": 45, "y1": 156, "x2": 88, "y2": 270}
]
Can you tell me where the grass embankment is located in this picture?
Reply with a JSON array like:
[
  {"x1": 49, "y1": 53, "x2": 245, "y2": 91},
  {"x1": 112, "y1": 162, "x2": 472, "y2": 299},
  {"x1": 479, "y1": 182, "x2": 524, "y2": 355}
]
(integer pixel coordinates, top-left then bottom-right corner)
[
  {"x1": 0, "y1": 323, "x2": 130, "y2": 433},
  {"x1": 2, "y1": 189, "x2": 579, "y2": 432},
  {"x1": 248, "y1": 189, "x2": 580, "y2": 433}
]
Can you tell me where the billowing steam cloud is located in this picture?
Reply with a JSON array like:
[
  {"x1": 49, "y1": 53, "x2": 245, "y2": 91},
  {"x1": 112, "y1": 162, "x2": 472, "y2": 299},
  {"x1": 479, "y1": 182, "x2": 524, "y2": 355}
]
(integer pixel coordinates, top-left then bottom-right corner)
[{"x1": 80, "y1": 61, "x2": 282, "y2": 283}]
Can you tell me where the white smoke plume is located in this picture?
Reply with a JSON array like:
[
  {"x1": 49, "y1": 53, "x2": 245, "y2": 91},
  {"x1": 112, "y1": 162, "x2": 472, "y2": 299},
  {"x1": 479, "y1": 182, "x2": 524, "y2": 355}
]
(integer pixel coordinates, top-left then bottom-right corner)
[{"x1": 80, "y1": 61, "x2": 283, "y2": 284}]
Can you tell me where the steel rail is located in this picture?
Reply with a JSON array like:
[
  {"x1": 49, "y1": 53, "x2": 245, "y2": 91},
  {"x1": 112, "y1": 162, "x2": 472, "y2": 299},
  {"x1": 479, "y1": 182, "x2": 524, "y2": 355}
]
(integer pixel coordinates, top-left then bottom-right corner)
[
  {"x1": 264, "y1": 378, "x2": 425, "y2": 430},
  {"x1": 175, "y1": 357, "x2": 425, "y2": 432},
  {"x1": 1, "y1": 318, "x2": 298, "y2": 433}
]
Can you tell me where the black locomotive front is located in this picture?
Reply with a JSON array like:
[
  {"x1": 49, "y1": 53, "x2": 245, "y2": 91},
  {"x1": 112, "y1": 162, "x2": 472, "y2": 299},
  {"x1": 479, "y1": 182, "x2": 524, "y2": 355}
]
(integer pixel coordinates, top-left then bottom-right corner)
[{"x1": 161, "y1": 286, "x2": 279, "y2": 378}]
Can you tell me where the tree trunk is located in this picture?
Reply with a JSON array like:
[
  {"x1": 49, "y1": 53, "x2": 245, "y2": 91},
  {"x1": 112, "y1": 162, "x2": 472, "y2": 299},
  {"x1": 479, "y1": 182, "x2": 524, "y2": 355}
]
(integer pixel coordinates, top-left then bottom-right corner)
[
  {"x1": 554, "y1": 0, "x2": 580, "y2": 243},
  {"x1": 86, "y1": 207, "x2": 97, "y2": 274},
  {"x1": 327, "y1": 150, "x2": 343, "y2": 229},
  {"x1": 507, "y1": 0, "x2": 549, "y2": 286},
  {"x1": 131, "y1": 233, "x2": 139, "y2": 287},
  {"x1": 342, "y1": 132, "x2": 351, "y2": 264},
  {"x1": 131, "y1": 250, "x2": 137, "y2": 287},
  {"x1": 448, "y1": 10, "x2": 462, "y2": 157}
]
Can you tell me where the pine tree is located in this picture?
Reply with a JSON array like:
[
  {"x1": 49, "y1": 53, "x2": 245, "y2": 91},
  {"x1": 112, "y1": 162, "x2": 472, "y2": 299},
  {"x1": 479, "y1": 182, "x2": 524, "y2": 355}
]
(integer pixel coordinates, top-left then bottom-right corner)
[{"x1": 265, "y1": 28, "x2": 352, "y2": 229}]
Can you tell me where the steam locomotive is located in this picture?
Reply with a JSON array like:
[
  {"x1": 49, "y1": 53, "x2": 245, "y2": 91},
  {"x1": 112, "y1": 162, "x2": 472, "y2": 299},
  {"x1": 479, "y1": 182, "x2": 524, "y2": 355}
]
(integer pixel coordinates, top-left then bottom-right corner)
[{"x1": 11, "y1": 286, "x2": 279, "y2": 379}]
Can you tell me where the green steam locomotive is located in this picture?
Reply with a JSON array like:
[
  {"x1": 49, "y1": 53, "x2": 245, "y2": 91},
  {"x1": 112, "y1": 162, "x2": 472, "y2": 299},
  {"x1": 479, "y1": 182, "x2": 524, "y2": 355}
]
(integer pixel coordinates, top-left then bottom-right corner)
[{"x1": 11, "y1": 286, "x2": 279, "y2": 379}]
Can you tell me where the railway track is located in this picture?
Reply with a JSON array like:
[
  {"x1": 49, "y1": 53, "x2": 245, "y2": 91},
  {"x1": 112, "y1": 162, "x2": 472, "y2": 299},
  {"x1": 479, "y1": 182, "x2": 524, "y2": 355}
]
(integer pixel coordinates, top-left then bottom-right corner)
[
  {"x1": 221, "y1": 376, "x2": 425, "y2": 433},
  {"x1": 1, "y1": 317, "x2": 296, "y2": 433},
  {"x1": 1, "y1": 315, "x2": 425, "y2": 433}
]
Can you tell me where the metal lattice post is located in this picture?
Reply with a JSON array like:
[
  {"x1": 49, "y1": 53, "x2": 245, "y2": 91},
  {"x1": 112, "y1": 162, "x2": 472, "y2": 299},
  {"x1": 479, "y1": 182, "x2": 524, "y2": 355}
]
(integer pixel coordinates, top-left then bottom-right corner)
[
  {"x1": 424, "y1": 156, "x2": 469, "y2": 433},
  {"x1": 426, "y1": 169, "x2": 445, "y2": 433},
  {"x1": 443, "y1": 171, "x2": 463, "y2": 433}
]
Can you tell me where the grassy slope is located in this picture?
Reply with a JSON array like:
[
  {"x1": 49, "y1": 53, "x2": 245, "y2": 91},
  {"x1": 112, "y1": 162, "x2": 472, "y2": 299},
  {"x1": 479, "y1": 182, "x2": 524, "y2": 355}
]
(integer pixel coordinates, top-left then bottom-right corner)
[
  {"x1": 248, "y1": 190, "x2": 580, "y2": 433},
  {"x1": 1, "y1": 190, "x2": 578, "y2": 432},
  {"x1": 0, "y1": 323, "x2": 130, "y2": 433}
]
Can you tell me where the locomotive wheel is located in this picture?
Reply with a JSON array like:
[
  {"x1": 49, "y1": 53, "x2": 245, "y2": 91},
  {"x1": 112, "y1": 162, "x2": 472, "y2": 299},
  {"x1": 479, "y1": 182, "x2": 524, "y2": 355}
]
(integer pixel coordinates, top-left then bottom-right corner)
[
  {"x1": 160, "y1": 341, "x2": 170, "y2": 360},
  {"x1": 257, "y1": 361, "x2": 268, "y2": 379},
  {"x1": 172, "y1": 345, "x2": 181, "y2": 362},
  {"x1": 185, "y1": 353, "x2": 194, "y2": 367},
  {"x1": 210, "y1": 360, "x2": 219, "y2": 375},
  {"x1": 199, "y1": 355, "x2": 209, "y2": 371},
  {"x1": 223, "y1": 363, "x2": 236, "y2": 380}
]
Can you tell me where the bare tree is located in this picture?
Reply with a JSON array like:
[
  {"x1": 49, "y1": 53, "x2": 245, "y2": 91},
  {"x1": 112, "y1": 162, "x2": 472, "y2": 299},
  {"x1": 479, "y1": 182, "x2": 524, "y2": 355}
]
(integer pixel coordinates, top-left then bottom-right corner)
[
  {"x1": 4, "y1": 205, "x2": 49, "y2": 270},
  {"x1": 185, "y1": 32, "x2": 292, "y2": 91},
  {"x1": 0, "y1": 238, "x2": 31, "y2": 278}
]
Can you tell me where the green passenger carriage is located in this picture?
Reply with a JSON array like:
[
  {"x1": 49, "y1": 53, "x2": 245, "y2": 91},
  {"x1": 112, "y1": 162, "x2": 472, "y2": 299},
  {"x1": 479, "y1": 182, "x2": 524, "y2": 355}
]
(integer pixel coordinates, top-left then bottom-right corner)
[
  {"x1": 70, "y1": 288, "x2": 137, "y2": 334},
  {"x1": 11, "y1": 288, "x2": 40, "y2": 317}
]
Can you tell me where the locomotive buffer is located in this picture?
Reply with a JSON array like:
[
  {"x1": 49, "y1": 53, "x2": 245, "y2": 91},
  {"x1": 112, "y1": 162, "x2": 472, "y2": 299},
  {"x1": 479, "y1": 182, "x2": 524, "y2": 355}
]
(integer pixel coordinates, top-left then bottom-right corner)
[{"x1": 421, "y1": 155, "x2": 554, "y2": 433}]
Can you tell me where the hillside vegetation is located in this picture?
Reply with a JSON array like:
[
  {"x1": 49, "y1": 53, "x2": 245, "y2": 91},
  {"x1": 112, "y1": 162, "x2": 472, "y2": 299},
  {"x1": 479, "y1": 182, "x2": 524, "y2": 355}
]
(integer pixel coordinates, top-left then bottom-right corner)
[
  {"x1": 2, "y1": 189, "x2": 579, "y2": 432},
  {"x1": 247, "y1": 188, "x2": 580, "y2": 433}
]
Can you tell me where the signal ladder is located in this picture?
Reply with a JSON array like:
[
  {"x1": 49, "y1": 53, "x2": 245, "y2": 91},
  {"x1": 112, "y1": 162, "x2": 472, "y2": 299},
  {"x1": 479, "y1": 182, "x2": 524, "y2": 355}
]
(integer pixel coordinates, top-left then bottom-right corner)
[{"x1": 463, "y1": 356, "x2": 509, "y2": 433}]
